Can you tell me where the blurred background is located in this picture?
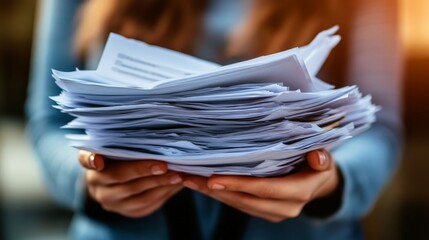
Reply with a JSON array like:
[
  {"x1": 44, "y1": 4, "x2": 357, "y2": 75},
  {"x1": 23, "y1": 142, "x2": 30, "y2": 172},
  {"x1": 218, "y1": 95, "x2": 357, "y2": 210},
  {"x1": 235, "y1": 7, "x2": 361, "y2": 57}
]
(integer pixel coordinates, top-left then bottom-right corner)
[{"x1": 0, "y1": 0, "x2": 428, "y2": 239}]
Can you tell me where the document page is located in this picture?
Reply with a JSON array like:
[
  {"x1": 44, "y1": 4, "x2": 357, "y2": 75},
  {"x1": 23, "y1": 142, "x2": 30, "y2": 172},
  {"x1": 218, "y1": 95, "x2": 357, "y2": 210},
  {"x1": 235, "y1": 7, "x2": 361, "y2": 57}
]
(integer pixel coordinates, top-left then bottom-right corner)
[{"x1": 51, "y1": 26, "x2": 378, "y2": 177}]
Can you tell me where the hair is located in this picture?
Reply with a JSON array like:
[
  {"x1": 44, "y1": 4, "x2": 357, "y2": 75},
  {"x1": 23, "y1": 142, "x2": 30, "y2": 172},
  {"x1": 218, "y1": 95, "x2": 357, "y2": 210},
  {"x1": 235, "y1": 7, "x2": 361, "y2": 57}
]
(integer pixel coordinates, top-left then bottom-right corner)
[
  {"x1": 227, "y1": 0, "x2": 345, "y2": 57},
  {"x1": 74, "y1": 0, "x2": 348, "y2": 56},
  {"x1": 74, "y1": 0, "x2": 350, "y2": 84},
  {"x1": 73, "y1": 0, "x2": 208, "y2": 59}
]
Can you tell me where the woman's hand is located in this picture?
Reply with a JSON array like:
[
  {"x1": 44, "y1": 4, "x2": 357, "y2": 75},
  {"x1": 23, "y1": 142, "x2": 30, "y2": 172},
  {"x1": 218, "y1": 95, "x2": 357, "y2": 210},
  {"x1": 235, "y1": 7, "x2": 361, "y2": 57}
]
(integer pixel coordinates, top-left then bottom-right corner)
[
  {"x1": 78, "y1": 150, "x2": 184, "y2": 218},
  {"x1": 182, "y1": 149, "x2": 341, "y2": 222}
]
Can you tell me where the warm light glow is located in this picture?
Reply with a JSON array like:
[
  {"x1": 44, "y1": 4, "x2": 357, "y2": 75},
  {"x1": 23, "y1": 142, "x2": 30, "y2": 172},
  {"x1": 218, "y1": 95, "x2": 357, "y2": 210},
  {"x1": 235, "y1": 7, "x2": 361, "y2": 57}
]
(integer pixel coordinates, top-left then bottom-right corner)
[{"x1": 400, "y1": 0, "x2": 429, "y2": 56}]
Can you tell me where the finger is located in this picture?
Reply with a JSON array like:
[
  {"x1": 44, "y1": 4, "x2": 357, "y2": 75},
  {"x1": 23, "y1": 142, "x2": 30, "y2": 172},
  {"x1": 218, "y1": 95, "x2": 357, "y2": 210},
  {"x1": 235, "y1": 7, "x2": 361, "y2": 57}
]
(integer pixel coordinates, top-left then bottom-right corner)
[
  {"x1": 209, "y1": 189, "x2": 305, "y2": 221},
  {"x1": 104, "y1": 185, "x2": 183, "y2": 217},
  {"x1": 87, "y1": 160, "x2": 169, "y2": 185},
  {"x1": 209, "y1": 190, "x2": 284, "y2": 222},
  {"x1": 78, "y1": 150, "x2": 105, "y2": 171},
  {"x1": 128, "y1": 185, "x2": 183, "y2": 218},
  {"x1": 121, "y1": 185, "x2": 182, "y2": 212},
  {"x1": 182, "y1": 176, "x2": 266, "y2": 217},
  {"x1": 91, "y1": 171, "x2": 183, "y2": 202},
  {"x1": 306, "y1": 149, "x2": 333, "y2": 172},
  {"x1": 182, "y1": 175, "x2": 209, "y2": 191},
  {"x1": 206, "y1": 170, "x2": 333, "y2": 201},
  {"x1": 183, "y1": 176, "x2": 294, "y2": 222},
  {"x1": 205, "y1": 175, "x2": 301, "y2": 199}
]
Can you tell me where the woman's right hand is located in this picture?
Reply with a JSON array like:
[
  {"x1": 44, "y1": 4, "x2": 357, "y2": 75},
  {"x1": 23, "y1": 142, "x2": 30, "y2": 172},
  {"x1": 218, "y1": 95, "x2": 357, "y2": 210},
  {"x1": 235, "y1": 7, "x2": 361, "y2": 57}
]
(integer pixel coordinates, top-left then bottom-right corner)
[{"x1": 78, "y1": 150, "x2": 184, "y2": 218}]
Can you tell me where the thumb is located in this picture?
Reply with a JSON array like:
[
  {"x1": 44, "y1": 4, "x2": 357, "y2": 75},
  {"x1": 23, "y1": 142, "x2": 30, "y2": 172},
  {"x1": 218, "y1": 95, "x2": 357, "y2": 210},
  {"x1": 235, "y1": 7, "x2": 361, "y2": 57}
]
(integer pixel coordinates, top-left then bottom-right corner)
[
  {"x1": 306, "y1": 149, "x2": 332, "y2": 172},
  {"x1": 78, "y1": 150, "x2": 105, "y2": 171}
]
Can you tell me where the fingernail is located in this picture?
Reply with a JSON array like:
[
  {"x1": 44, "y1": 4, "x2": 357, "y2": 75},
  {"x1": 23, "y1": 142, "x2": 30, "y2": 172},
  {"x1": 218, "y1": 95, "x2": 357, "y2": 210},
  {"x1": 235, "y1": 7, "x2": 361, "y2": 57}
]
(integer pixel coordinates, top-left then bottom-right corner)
[
  {"x1": 89, "y1": 154, "x2": 97, "y2": 169},
  {"x1": 151, "y1": 165, "x2": 165, "y2": 175},
  {"x1": 211, "y1": 183, "x2": 226, "y2": 190},
  {"x1": 318, "y1": 151, "x2": 327, "y2": 166},
  {"x1": 183, "y1": 180, "x2": 199, "y2": 190},
  {"x1": 169, "y1": 174, "x2": 182, "y2": 184}
]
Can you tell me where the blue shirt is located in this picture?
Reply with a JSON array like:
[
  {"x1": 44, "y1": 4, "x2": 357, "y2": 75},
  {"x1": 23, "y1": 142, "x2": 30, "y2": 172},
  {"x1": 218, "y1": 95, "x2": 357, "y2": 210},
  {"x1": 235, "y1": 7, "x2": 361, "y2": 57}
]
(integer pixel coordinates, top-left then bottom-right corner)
[{"x1": 27, "y1": 0, "x2": 402, "y2": 239}]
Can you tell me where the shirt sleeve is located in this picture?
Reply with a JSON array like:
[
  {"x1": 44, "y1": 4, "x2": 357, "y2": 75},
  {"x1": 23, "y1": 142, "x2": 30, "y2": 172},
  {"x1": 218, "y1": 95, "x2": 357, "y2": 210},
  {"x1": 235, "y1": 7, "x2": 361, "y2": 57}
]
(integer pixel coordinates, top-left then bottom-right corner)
[
  {"x1": 308, "y1": 0, "x2": 404, "y2": 221},
  {"x1": 26, "y1": 0, "x2": 85, "y2": 210}
]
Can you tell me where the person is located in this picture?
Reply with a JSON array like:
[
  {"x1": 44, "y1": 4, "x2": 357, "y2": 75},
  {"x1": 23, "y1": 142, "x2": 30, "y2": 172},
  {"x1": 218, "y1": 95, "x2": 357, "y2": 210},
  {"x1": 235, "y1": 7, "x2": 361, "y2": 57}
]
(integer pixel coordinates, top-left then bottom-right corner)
[{"x1": 27, "y1": 0, "x2": 403, "y2": 239}]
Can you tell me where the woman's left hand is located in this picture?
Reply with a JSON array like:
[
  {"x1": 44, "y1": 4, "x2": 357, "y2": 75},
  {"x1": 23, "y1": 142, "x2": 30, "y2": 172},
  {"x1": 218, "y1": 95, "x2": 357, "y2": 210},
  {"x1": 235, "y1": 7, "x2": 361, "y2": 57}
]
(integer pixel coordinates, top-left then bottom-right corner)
[{"x1": 182, "y1": 149, "x2": 340, "y2": 222}]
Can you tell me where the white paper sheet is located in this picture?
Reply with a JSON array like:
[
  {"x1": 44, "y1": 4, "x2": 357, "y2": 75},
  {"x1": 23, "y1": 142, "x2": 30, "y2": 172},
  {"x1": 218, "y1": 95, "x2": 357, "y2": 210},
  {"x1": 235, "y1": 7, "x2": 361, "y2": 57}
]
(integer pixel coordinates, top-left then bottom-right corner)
[{"x1": 50, "y1": 27, "x2": 378, "y2": 177}]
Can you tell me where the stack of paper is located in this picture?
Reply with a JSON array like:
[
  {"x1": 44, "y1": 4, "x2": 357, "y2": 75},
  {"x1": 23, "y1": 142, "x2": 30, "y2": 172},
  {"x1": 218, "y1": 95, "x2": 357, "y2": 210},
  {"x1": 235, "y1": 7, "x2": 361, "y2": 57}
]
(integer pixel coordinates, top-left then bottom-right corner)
[{"x1": 51, "y1": 26, "x2": 378, "y2": 176}]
